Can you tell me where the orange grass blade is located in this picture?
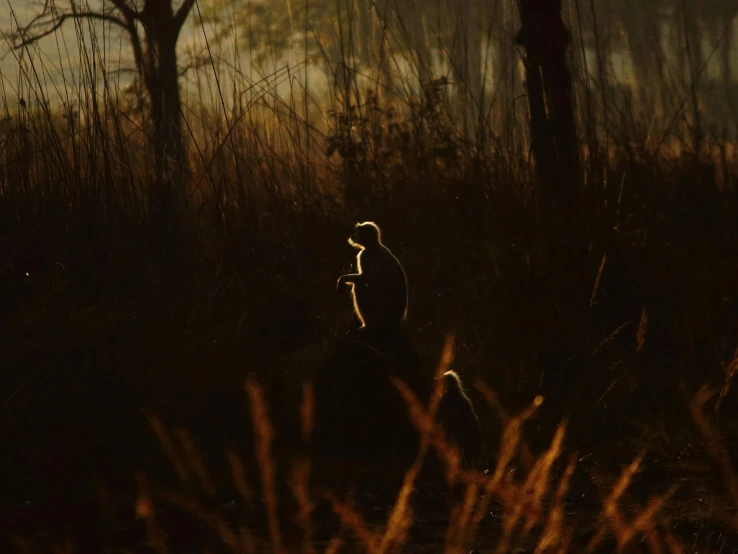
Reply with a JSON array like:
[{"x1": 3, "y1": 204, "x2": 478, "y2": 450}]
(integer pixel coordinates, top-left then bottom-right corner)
[
  {"x1": 323, "y1": 491, "x2": 379, "y2": 552},
  {"x1": 245, "y1": 376, "x2": 284, "y2": 554}
]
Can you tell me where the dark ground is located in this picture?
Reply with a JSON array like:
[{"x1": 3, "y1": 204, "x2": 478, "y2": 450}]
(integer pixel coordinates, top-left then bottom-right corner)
[{"x1": 1, "y1": 115, "x2": 738, "y2": 551}]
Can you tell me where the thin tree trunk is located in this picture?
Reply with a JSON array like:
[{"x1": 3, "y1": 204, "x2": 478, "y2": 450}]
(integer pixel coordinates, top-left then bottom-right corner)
[
  {"x1": 516, "y1": 0, "x2": 579, "y2": 211},
  {"x1": 623, "y1": 0, "x2": 662, "y2": 110},
  {"x1": 152, "y1": 39, "x2": 185, "y2": 187},
  {"x1": 371, "y1": 0, "x2": 394, "y2": 100},
  {"x1": 720, "y1": 15, "x2": 736, "y2": 126},
  {"x1": 494, "y1": 17, "x2": 512, "y2": 143},
  {"x1": 355, "y1": 0, "x2": 372, "y2": 67},
  {"x1": 680, "y1": 0, "x2": 703, "y2": 153},
  {"x1": 451, "y1": 0, "x2": 481, "y2": 140},
  {"x1": 393, "y1": 0, "x2": 432, "y2": 91},
  {"x1": 141, "y1": 3, "x2": 187, "y2": 209}
]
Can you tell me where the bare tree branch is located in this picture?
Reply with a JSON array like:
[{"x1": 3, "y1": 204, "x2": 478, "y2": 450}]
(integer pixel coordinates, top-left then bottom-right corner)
[
  {"x1": 178, "y1": 46, "x2": 215, "y2": 77},
  {"x1": 126, "y1": 19, "x2": 147, "y2": 79},
  {"x1": 10, "y1": 0, "x2": 191, "y2": 190},
  {"x1": 109, "y1": 0, "x2": 140, "y2": 22},
  {"x1": 14, "y1": 11, "x2": 127, "y2": 48},
  {"x1": 174, "y1": 0, "x2": 197, "y2": 31}
]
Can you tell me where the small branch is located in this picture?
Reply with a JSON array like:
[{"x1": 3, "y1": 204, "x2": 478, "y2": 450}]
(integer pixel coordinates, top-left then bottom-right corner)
[
  {"x1": 109, "y1": 0, "x2": 139, "y2": 21},
  {"x1": 15, "y1": 11, "x2": 127, "y2": 48},
  {"x1": 178, "y1": 51, "x2": 212, "y2": 77},
  {"x1": 125, "y1": 19, "x2": 146, "y2": 77},
  {"x1": 174, "y1": 0, "x2": 197, "y2": 30}
]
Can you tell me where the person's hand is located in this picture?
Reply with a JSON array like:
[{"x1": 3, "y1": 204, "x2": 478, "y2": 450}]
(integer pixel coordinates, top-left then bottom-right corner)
[{"x1": 336, "y1": 275, "x2": 346, "y2": 291}]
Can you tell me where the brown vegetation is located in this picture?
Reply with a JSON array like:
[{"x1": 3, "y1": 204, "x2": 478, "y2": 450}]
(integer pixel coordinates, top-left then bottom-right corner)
[{"x1": 1, "y1": 0, "x2": 738, "y2": 551}]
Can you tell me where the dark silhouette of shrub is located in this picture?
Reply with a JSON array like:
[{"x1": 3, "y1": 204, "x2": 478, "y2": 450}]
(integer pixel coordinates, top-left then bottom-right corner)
[{"x1": 312, "y1": 326, "x2": 484, "y2": 478}]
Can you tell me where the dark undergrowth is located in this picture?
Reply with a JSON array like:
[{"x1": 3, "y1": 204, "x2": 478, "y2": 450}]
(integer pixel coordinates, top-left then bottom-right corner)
[{"x1": 1, "y1": 29, "x2": 738, "y2": 553}]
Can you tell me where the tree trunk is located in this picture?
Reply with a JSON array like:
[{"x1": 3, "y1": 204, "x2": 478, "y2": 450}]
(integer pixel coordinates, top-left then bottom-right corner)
[
  {"x1": 681, "y1": 0, "x2": 703, "y2": 153},
  {"x1": 516, "y1": 0, "x2": 579, "y2": 211},
  {"x1": 720, "y1": 14, "x2": 736, "y2": 125},
  {"x1": 369, "y1": 0, "x2": 395, "y2": 100},
  {"x1": 141, "y1": 2, "x2": 187, "y2": 209},
  {"x1": 391, "y1": 0, "x2": 432, "y2": 92},
  {"x1": 623, "y1": 0, "x2": 663, "y2": 111},
  {"x1": 494, "y1": 1, "x2": 515, "y2": 143},
  {"x1": 355, "y1": 0, "x2": 373, "y2": 68},
  {"x1": 451, "y1": 0, "x2": 482, "y2": 140},
  {"x1": 153, "y1": 41, "x2": 186, "y2": 188}
]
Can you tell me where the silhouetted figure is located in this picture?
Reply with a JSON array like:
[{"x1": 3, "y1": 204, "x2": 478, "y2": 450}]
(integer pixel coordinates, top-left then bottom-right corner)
[
  {"x1": 516, "y1": 0, "x2": 578, "y2": 213},
  {"x1": 336, "y1": 222, "x2": 408, "y2": 330}
]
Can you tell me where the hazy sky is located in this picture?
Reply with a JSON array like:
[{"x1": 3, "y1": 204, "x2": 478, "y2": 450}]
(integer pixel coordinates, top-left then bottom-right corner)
[{"x1": 0, "y1": 0, "x2": 732, "y2": 112}]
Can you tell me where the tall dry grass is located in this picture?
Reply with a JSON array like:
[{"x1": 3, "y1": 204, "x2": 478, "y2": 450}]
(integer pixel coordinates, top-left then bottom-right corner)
[
  {"x1": 22, "y1": 336, "x2": 730, "y2": 554},
  {"x1": 1, "y1": 0, "x2": 738, "y2": 551}
]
